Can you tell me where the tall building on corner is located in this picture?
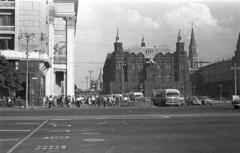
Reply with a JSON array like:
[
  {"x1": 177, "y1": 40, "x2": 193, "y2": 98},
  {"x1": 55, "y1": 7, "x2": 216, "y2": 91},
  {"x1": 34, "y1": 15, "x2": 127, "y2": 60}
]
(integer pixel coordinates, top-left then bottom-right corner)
[{"x1": 0, "y1": 0, "x2": 78, "y2": 105}]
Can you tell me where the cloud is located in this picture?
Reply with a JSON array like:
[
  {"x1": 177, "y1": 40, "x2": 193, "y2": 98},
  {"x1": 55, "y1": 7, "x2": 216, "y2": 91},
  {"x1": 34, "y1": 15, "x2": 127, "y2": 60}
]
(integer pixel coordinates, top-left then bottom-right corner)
[
  {"x1": 157, "y1": 2, "x2": 218, "y2": 28},
  {"x1": 112, "y1": 7, "x2": 159, "y2": 29},
  {"x1": 77, "y1": 6, "x2": 100, "y2": 30}
]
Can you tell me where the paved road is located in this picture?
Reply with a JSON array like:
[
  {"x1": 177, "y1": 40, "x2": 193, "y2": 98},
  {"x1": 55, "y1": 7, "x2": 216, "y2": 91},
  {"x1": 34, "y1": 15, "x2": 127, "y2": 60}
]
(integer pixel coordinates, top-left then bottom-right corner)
[{"x1": 0, "y1": 103, "x2": 239, "y2": 153}]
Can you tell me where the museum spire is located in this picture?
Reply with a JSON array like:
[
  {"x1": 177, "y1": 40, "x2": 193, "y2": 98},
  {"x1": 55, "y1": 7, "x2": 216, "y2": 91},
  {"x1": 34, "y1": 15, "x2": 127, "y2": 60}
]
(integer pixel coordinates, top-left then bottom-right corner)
[
  {"x1": 190, "y1": 26, "x2": 196, "y2": 46},
  {"x1": 177, "y1": 29, "x2": 182, "y2": 42},
  {"x1": 116, "y1": 29, "x2": 120, "y2": 43},
  {"x1": 141, "y1": 35, "x2": 146, "y2": 47},
  {"x1": 237, "y1": 31, "x2": 240, "y2": 50}
]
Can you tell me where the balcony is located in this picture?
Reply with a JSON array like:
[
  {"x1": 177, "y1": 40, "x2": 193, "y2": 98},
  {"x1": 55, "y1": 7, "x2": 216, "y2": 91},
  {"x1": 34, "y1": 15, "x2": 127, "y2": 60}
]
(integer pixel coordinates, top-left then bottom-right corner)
[
  {"x1": 0, "y1": 50, "x2": 23, "y2": 60},
  {"x1": 0, "y1": 1, "x2": 15, "y2": 9},
  {"x1": 0, "y1": 26, "x2": 15, "y2": 34}
]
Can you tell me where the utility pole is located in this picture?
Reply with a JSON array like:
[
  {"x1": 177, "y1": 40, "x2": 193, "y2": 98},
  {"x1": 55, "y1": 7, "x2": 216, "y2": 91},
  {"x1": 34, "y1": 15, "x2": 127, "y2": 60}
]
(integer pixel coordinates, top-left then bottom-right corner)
[
  {"x1": 122, "y1": 63, "x2": 125, "y2": 95},
  {"x1": 231, "y1": 63, "x2": 240, "y2": 95},
  {"x1": 85, "y1": 77, "x2": 88, "y2": 91},
  {"x1": 120, "y1": 61, "x2": 127, "y2": 94},
  {"x1": 88, "y1": 70, "x2": 93, "y2": 93},
  {"x1": 193, "y1": 86, "x2": 196, "y2": 96},
  {"x1": 18, "y1": 33, "x2": 35, "y2": 109}
]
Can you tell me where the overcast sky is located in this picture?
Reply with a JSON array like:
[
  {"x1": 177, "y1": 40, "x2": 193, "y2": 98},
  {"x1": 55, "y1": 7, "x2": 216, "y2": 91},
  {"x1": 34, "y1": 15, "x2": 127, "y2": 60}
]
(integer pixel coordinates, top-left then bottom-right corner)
[{"x1": 75, "y1": 0, "x2": 240, "y2": 90}]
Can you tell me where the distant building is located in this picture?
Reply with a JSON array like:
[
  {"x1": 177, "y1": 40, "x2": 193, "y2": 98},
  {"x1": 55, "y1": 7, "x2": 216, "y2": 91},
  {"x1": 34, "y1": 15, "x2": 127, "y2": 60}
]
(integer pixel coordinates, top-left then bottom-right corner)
[
  {"x1": 103, "y1": 29, "x2": 192, "y2": 97},
  {"x1": 190, "y1": 32, "x2": 240, "y2": 98},
  {"x1": 89, "y1": 68, "x2": 103, "y2": 92}
]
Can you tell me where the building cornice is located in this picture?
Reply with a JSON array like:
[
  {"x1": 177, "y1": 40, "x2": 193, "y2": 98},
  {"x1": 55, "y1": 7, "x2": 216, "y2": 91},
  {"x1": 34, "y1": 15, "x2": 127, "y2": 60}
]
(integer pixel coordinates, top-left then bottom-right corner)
[{"x1": 66, "y1": 16, "x2": 76, "y2": 29}]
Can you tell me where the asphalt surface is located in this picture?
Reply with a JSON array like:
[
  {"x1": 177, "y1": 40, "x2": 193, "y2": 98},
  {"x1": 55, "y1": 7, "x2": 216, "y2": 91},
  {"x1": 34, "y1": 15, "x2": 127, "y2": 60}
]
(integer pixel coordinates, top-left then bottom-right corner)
[{"x1": 0, "y1": 102, "x2": 239, "y2": 153}]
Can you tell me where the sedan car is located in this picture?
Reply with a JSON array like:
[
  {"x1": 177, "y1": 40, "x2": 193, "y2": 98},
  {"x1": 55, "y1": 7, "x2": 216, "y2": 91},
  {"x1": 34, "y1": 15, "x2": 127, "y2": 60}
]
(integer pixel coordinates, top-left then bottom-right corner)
[
  {"x1": 231, "y1": 98, "x2": 240, "y2": 109},
  {"x1": 199, "y1": 96, "x2": 213, "y2": 105},
  {"x1": 185, "y1": 96, "x2": 201, "y2": 105}
]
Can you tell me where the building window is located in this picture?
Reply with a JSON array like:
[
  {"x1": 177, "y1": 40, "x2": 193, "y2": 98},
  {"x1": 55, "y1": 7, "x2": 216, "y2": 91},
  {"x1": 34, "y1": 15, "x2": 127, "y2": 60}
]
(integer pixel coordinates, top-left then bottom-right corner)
[
  {"x1": 180, "y1": 63, "x2": 185, "y2": 70},
  {"x1": 158, "y1": 75, "x2": 162, "y2": 82},
  {"x1": 165, "y1": 63, "x2": 171, "y2": 70},
  {"x1": 167, "y1": 75, "x2": 171, "y2": 82},
  {"x1": 0, "y1": 11, "x2": 15, "y2": 26},
  {"x1": 140, "y1": 63, "x2": 143, "y2": 70}
]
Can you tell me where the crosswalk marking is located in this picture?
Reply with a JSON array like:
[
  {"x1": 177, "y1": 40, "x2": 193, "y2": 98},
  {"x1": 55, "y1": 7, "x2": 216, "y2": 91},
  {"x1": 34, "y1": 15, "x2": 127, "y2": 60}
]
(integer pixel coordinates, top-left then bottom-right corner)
[
  {"x1": 50, "y1": 130, "x2": 70, "y2": 133},
  {"x1": 42, "y1": 136, "x2": 69, "y2": 139},
  {"x1": 36, "y1": 145, "x2": 66, "y2": 150}
]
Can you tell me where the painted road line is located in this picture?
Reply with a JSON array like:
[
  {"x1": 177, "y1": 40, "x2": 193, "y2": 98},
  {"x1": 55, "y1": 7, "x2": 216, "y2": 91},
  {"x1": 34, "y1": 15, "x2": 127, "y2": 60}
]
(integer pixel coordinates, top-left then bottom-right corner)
[
  {"x1": 51, "y1": 119, "x2": 71, "y2": 120},
  {"x1": 35, "y1": 145, "x2": 66, "y2": 150},
  {"x1": 84, "y1": 138, "x2": 105, "y2": 142},
  {"x1": 15, "y1": 123, "x2": 39, "y2": 125},
  {"x1": 97, "y1": 122, "x2": 107, "y2": 125},
  {"x1": 0, "y1": 139, "x2": 19, "y2": 141},
  {"x1": 0, "y1": 130, "x2": 31, "y2": 132},
  {"x1": 162, "y1": 115, "x2": 170, "y2": 119},
  {"x1": 121, "y1": 121, "x2": 128, "y2": 125},
  {"x1": 6, "y1": 120, "x2": 48, "y2": 153},
  {"x1": 82, "y1": 132, "x2": 101, "y2": 135},
  {"x1": 157, "y1": 115, "x2": 170, "y2": 119}
]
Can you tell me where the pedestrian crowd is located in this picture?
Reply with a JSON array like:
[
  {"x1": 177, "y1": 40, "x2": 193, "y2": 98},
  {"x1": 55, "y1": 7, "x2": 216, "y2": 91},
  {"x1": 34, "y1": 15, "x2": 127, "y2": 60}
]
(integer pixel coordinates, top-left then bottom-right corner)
[
  {"x1": 1, "y1": 94, "x2": 131, "y2": 109},
  {"x1": 41, "y1": 95, "x2": 127, "y2": 108},
  {"x1": 0, "y1": 96, "x2": 24, "y2": 108}
]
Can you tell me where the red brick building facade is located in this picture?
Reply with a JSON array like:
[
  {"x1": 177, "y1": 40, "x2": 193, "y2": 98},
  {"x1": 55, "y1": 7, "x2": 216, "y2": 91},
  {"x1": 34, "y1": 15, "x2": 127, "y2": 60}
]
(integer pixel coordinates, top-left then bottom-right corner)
[
  {"x1": 190, "y1": 32, "x2": 240, "y2": 99},
  {"x1": 103, "y1": 30, "x2": 192, "y2": 97}
]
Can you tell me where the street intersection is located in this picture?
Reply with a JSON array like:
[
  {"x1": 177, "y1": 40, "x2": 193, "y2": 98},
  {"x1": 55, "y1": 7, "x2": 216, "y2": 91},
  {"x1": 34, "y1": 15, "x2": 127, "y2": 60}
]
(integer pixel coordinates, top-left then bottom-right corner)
[{"x1": 0, "y1": 103, "x2": 240, "y2": 153}]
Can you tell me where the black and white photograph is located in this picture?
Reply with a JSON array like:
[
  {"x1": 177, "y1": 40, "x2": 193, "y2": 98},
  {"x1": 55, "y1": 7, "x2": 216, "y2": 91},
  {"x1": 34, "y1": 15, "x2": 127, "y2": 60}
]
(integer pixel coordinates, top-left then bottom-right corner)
[{"x1": 0, "y1": 0, "x2": 240, "y2": 152}]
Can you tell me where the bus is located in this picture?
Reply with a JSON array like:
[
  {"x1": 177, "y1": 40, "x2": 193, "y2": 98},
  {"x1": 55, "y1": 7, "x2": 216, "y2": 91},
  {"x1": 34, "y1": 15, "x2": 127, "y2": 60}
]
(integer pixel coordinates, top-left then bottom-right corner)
[{"x1": 151, "y1": 89, "x2": 181, "y2": 106}]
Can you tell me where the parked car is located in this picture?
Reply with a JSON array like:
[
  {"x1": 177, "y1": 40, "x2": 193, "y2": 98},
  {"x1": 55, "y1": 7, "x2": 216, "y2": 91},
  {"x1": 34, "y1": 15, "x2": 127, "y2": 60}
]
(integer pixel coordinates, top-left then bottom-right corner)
[
  {"x1": 231, "y1": 98, "x2": 240, "y2": 109},
  {"x1": 185, "y1": 96, "x2": 201, "y2": 105},
  {"x1": 199, "y1": 96, "x2": 213, "y2": 105},
  {"x1": 179, "y1": 97, "x2": 185, "y2": 105}
]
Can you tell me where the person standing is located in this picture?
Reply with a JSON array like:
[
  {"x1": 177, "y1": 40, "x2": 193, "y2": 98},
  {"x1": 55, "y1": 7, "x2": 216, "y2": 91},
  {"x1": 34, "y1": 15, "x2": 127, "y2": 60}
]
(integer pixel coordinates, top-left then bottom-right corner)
[
  {"x1": 92, "y1": 96, "x2": 96, "y2": 106},
  {"x1": 42, "y1": 95, "x2": 47, "y2": 107},
  {"x1": 76, "y1": 96, "x2": 81, "y2": 108},
  {"x1": 48, "y1": 95, "x2": 53, "y2": 108}
]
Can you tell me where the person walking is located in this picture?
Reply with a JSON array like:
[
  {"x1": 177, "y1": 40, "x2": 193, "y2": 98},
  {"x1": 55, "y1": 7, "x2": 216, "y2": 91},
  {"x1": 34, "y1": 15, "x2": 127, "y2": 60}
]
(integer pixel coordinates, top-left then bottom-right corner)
[
  {"x1": 76, "y1": 96, "x2": 81, "y2": 108},
  {"x1": 48, "y1": 95, "x2": 53, "y2": 108},
  {"x1": 6, "y1": 96, "x2": 12, "y2": 108}
]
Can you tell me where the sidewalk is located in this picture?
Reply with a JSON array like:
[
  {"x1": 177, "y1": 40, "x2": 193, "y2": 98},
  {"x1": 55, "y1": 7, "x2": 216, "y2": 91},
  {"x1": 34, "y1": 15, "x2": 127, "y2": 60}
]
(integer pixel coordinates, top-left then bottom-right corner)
[{"x1": 212, "y1": 100, "x2": 231, "y2": 104}]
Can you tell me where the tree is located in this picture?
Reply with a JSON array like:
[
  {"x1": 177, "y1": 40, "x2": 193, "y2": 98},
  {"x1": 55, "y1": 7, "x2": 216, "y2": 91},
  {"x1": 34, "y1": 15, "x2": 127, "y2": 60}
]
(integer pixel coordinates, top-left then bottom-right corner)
[{"x1": 0, "y1": 55, "x2": 24, "y2": 96}]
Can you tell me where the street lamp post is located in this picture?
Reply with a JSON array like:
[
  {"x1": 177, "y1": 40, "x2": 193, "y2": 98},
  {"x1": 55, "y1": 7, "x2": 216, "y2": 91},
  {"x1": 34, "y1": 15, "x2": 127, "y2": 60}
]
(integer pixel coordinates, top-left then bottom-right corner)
[
  {"x1": 85, "y1": 77, "x2": 88, "y2": 91},
  {"x1": 119, "y1": 61, "x2": 127, "y2": 95},
  {"x1": 18, "y1": 33, "x2": 35, "y2": 109},
  {"x1": 193, "y1": 86, "x2": 196, "y2": 96},
  {"x1": 88, "y1": 70, "x2": 93, "y2": 94},
  {"x1": 219, "y1": 84, "x2": 223, "y2": 100}
]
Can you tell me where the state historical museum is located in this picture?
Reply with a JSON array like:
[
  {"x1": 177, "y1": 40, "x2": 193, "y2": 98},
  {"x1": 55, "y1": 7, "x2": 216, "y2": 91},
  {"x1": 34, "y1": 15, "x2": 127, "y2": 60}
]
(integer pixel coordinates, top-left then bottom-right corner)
[{"x1": 103, "y1": 30, "x2": 193, "y2": 97}]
